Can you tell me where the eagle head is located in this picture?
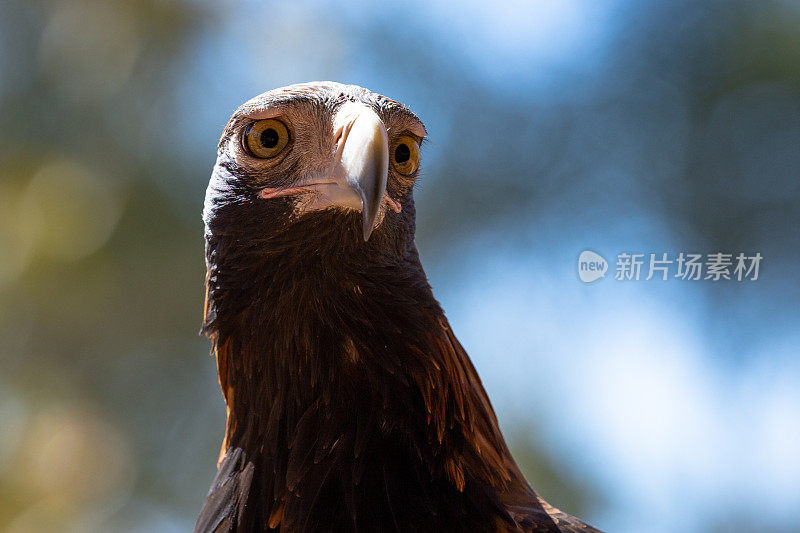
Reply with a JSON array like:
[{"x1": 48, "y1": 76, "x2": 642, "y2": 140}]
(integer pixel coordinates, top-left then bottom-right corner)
[{"x1": 204, "y1": 82, "x2": 426, "y2": 251}]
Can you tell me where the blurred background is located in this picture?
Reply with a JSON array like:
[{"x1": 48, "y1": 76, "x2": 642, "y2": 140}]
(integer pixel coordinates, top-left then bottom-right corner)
[{"x1": 1, "y1": 0, "x2": 799, "y2": 531}]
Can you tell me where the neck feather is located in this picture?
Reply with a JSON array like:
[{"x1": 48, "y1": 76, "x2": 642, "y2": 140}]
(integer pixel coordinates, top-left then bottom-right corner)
[{"x1": 202, "y1": 222, "x2": 531, "y2": 530}]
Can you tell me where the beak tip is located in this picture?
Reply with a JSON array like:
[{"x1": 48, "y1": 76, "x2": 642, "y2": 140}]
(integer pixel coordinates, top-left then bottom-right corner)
[{"x1": 361, "y1": 208, "x2": 375, "y2": 241}]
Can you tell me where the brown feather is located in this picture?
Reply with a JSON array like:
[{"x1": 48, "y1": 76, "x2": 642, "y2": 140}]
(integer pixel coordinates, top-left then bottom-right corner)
[{"x1": 195, "y1": 82, "x2": 601, "y2": 533}]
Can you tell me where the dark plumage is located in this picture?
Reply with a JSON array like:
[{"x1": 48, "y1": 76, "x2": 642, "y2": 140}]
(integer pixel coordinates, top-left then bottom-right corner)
[{"x1": 197, "y1": 82, "x2": 600, "y2": 532}]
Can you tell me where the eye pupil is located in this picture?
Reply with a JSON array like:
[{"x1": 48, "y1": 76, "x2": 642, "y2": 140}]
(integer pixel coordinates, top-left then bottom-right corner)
[
  {"x1": 260, "y1": 128, "x2": 279, "y2": 148},
  {"x1": 394, "y1": 143, "x2": 411, "y2": 163}
]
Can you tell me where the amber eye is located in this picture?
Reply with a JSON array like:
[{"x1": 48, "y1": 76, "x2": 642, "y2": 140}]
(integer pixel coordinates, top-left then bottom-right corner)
[
  {"x1": 243, "y1": 119, "x2": 290, "y2": 159},
  {"x1": 391, "y1": 135, "x2": 420, "y2": 176}
]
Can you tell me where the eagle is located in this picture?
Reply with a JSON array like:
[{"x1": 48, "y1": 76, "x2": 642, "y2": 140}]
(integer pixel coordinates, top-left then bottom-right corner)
[{"x1": 197, "y1": 82, "x2": 600, "y2": 532}]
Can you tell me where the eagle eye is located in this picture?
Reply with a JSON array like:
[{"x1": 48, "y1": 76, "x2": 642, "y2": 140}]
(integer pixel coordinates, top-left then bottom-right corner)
[
  {"x1": 244, "y1": 119, "x2": 290, "y2": 159},
  {"x1": 391, "y1": 135, "x2": 420, "y2": 176}
]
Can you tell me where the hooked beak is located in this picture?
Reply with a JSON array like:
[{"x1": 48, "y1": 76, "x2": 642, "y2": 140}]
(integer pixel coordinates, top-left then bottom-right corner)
[
  {"x1": 259, "y1": 102, "x2": 400, "y2": 240},
  {"x1": 333, "y1": 102, "x2": 389, "y2": 241}
]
